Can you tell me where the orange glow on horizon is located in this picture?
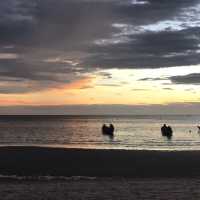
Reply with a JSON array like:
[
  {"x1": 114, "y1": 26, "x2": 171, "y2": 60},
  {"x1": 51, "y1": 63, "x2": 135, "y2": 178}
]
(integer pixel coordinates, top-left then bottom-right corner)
[
  {"x1": 0, "y1": 76, "x2": 96, "y2": 106},
  {"x1": 55, "y1": 76, "x2": 93, "y2": 90}
]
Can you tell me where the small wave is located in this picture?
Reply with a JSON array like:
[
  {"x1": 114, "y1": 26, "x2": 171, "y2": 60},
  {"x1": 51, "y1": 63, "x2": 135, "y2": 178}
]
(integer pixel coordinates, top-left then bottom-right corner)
[{"x1": 0, "y1": 175, "x2": 97, "y2": 181}]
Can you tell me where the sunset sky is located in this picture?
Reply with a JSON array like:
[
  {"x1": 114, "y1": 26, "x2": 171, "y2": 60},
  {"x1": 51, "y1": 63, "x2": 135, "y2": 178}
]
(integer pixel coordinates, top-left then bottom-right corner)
[{"x1": 1, "y1": 0, "x2": 200, "y2": 114}]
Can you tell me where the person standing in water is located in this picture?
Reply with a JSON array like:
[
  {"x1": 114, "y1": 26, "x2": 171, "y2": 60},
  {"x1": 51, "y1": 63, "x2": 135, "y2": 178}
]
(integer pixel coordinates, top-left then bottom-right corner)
[{"x1": 109, "y1": 124, "x2": 114, "y2": 133}]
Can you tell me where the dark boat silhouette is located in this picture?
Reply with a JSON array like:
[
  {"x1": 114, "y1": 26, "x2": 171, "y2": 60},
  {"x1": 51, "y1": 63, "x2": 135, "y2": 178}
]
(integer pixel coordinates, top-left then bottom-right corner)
[
  {"x1": 161, "y1": 124, "x2": 173, "y2": 138},
  {"x1": 102, "y1": 124, "x2": 114, "y2": 136},
  {"x1": 197, "y1": 126, "x2": 200, "y2": 133}
]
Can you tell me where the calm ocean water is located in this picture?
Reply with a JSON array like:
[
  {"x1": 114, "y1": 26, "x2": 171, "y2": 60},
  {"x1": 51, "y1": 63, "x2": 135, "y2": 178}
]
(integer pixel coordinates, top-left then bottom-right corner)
[{"x1": 0, "y1": 115, "x2": 200, "y2": 150}]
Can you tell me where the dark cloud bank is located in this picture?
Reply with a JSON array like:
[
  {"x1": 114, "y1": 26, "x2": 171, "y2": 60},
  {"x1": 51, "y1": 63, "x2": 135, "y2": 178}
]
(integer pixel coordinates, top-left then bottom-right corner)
[
  {"x1": 170, "y1": 73, "x2": 200, "y2": 84},
  {"x1": 0, "y1": 0, "x2": 200, "y2": 94}
]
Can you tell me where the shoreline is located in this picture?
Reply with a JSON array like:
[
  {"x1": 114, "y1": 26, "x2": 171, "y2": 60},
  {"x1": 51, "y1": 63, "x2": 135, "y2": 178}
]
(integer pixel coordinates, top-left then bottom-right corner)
[
  {"x1": 1, "y1": 144, "x2": 200, "y2": 151},
  {"x1": 0, "y1": 146, "x2": 200, "y2": 178}
]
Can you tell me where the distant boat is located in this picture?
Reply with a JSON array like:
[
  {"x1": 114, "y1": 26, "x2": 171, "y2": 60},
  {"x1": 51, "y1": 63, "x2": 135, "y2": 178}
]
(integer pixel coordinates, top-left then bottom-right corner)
[
  {"x1": 197, "y1": 126, "x2": 200, "y2": 133},
  {"x1": 102, "y1": 124, "x2": 114, "y2": 136},
  {"x1": 161, "y1": 124, "x2": 173, "y2": 138}
]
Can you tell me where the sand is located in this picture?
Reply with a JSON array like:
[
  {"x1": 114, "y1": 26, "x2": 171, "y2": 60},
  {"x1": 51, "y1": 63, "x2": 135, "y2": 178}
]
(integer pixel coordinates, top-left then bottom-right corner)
[
  {"x1": 1, "y1": 178, "x2": 200, "y2": 200},
  {"x1": 0, "y1": 146, "x2": 200, "y2": 177},
  {"x1": 1, "y1": 146, "x2": 200, "y2": 199}
]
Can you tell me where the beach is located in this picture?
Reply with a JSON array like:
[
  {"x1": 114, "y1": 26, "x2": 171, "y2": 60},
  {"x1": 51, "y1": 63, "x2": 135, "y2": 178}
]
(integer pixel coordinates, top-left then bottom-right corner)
[
  {"x1": 0, "y1": 146, "x2": 200, "y2": 177},
  {"x1": 1, "y1": 146, "x2": 200, "y2": 199},
  {"x1": 1, "y1": 178, "x2": 200, "y2": 200}
]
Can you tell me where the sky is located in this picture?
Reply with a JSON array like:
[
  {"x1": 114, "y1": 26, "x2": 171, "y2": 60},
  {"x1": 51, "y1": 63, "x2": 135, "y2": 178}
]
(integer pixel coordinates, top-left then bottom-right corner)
[{"x1": 1, "y1": 0, "x2": 200, "y2": 114}]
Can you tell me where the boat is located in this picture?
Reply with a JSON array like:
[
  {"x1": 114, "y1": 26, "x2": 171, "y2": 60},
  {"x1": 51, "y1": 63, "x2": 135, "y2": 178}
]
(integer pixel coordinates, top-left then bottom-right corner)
[
  {"x1": 161, "y1": 124, "x2": 173, "y2": 138},
  {"x1": 102, "y1": 124, "x2": 114, "y2": 136}
]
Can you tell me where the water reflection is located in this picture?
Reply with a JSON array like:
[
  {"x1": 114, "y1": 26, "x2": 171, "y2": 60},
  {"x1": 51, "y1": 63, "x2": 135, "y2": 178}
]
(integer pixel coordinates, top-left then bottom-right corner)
[{"x1": 1, "y1": 115, "x2": 200, "y2": 150}]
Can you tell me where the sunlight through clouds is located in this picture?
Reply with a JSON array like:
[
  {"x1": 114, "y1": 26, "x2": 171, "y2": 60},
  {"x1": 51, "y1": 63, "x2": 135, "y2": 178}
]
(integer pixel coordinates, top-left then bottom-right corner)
[{"x1": 1, "y1": 0, "x2": 200, "y2": 111}]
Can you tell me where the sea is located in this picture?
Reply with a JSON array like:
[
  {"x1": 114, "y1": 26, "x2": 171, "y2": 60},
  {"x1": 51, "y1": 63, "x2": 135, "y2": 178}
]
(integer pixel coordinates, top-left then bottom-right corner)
[
  {"x1": 1, "y1": 115, "x2": 200, "y2": 200},
  {"x1": 0, "y1": 115, "x2": 200, "y2": 151}
]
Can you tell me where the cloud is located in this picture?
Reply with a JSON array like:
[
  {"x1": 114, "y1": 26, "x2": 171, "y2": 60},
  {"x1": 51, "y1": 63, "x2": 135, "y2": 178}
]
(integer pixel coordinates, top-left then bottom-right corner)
[
  {"x1": 132, "y1": 88, "x2": 149, "y2": 91},
  {"x1": 98, "y1": 72, "x2": 113, "y2": 79},
  {"x1": 131, "y1": 0, "x2": 149, "y2": 5},
  {"x1": 139, "y1": 77, "x2": 166, "y2": 81},
  {"x1": 1, "y1": 102, "x2": 200, "y2": 115},
  {"x1": 0, "y1": 55, "x2": 88, "y2": 93},
  {"x1": 85, "y1": 0, "x2": 200, "y2": 69},
  {"x1": 0, "y1": 0, "x2": 36, "y2": 23},
  {"x1": 163, "y1": 87, "x2": 173, "y2": 90},
  {"x1": 0, "y1": 53, "x2": 19, "y2": 59},
  {"x1": 97, "y1": 83, "x2": 121, "y2": 87},
  {"x1": 170, "y1": 73, "x2": 200, "y2": 85},
  {"x1": 1, "y1": 0, "x2": 200, "y2": 93}
]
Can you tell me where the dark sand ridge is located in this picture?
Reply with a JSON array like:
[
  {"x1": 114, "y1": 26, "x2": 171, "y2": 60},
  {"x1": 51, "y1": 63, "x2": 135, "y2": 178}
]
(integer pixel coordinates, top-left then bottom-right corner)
[{"x1": 0, "y1": 146, "x2": 200, "y2": 177}]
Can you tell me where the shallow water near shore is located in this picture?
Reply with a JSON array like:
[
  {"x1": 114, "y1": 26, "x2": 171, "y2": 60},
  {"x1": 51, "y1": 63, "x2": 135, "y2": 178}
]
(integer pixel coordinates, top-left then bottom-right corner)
[{"x1": 0, "y1": 115, "x2": 200, "y2": 150}]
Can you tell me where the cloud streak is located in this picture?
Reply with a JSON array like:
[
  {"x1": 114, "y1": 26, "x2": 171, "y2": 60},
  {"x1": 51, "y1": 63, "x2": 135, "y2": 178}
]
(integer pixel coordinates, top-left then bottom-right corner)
[{"x1": 170, "y1": 73, "x2": 200, "y2": 85}]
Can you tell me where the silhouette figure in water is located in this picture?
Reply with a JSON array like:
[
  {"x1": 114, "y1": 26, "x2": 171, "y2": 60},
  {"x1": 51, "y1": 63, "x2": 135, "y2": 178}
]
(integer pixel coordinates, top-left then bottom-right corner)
[
  {"x1": 102, "y1": 124, "x2": 114, "y2": 137},
  {"x1": 197, "y1": 126, "x2": 200, "y2": 134},
  {"x1": 161, "y1": 124, "x2": 173, "y2": 138},
  {"x1": 109, "y1": 124, "x2": 114, "y2": 133}
]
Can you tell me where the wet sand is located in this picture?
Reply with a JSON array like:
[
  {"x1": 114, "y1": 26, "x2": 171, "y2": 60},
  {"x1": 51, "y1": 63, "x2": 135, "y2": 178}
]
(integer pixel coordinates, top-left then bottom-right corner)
[
  {"x1": 0, "y1": 146, "x2": 200, "y2": 177},
  {"x1": 1, "y1": 178, "x2": 200, "y2": 200},
  {"x1": 1, "y1": 146, "x2": 200, "y2": 199}
]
